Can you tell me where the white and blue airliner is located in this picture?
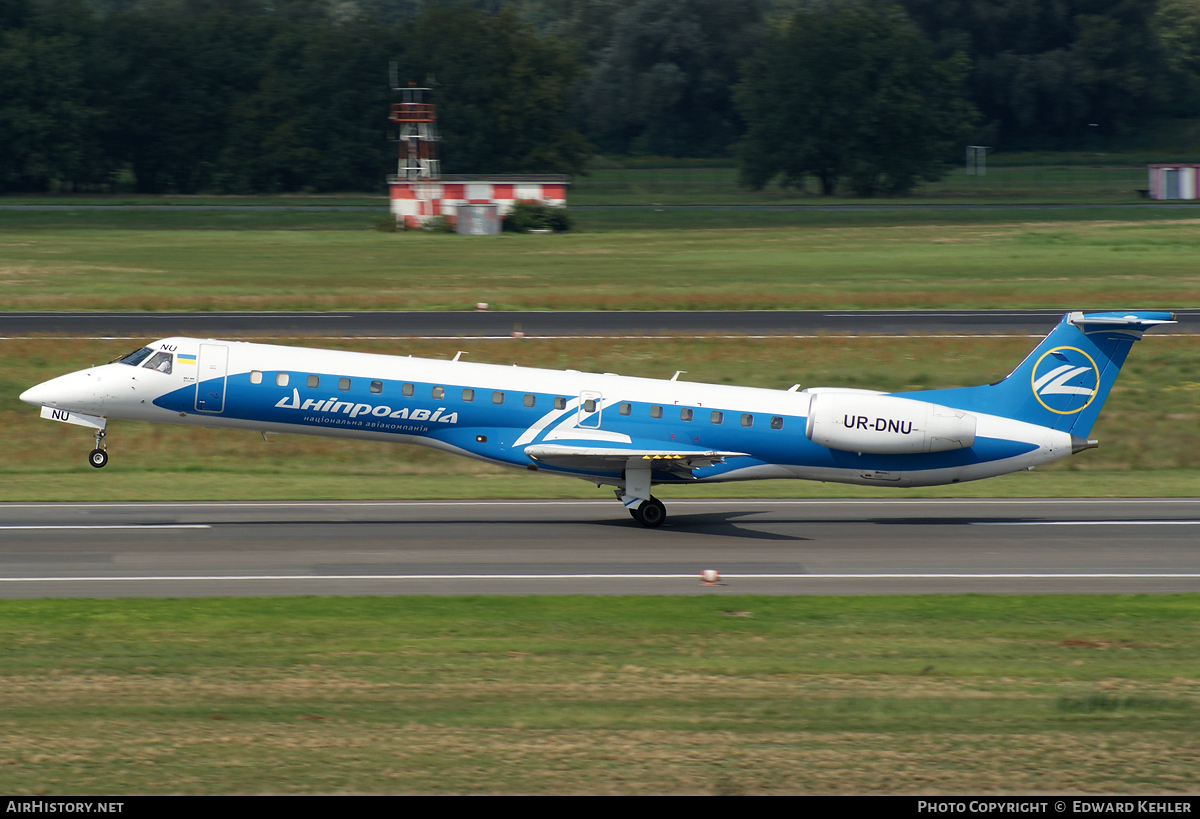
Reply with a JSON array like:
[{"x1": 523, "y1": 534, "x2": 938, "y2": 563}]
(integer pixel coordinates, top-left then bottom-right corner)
[{"x1": 20, "y1": 311, "x2": 1174, "y2": 527}]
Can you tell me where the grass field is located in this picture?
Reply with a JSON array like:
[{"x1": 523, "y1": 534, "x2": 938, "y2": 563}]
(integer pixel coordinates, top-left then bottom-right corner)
[
  {"x1": 3, "y1": 336, "x2": 1196, "y2": 501},
  {"x1": 5, "y1": 200, "x2": 1200, "y2": 232},
  {"x1": 573, "y1": 204, "x2": 1200, "y2": 233},
  {"x1": 0, "y1": 595, "x2": 1197, "y2": 794},
  {"x1": 0, "y1": 160, "x2": 1168, "y2": 207},
  {"x1": 571, "y1": 164, "x2": 1157, "y2": 205},
  {"x1": 2, "y1": 216, "x2": 1199, "y2": 311}
]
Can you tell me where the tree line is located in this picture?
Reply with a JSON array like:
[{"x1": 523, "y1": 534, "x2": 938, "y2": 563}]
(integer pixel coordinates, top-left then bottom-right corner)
[
  {"x1": 2, "y1": 0, "x2": 1199, "y2": 195},
  {"x1": 0, "y1": 0, "x2": 587, "y2": 193}
]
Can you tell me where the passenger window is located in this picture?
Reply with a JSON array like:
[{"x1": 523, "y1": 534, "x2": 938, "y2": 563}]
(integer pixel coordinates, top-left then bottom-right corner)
[
  {"x1": 524, "y1": 394, "x2": 536, "y2": 407},
  {"x1": 370, "y1": 381, "x2": 382, "y2": 394},
  {"x1": 710, "y1": 411, "x2": 723, "y2": 424},
  {"x1": 651, "y1": 405, "x2": 662, "y2": 419},
  {"x1": 771, "y1": 416, "x2": 784, "y2": 430},
  {"x1": 493, "y1": 391, "x2": 504, "y2": 404},
  {"x1": 339, "y1": 378, "x2": 351, "y2": 391},
  {"x1": 680, "y1": 408, "x2": 693, "y2": 422},
  {"x1": 554, "y1": 397, "x2": 566, "y2": 410},
  {"x1": 741, "y1": 414, "x2": 753, "y2": 427},
  {"x1": 307, "y1": 375, "x2": 319, "y2": 389},
  {"x1": 583, "y1": 399, "x2": 596, "y2": 412},
  {"x1": 276, "y1": 373, "x2": 289, "y2": 387},
  {"x1": 462, "y1": 389, "x2": 474, "y2": 402},
  {"x1": 143, "y1": 352, "x2": 173, "y2": 374},
  {"x1": 618, "y1": 402, "x2": 631, "y2": 416},
  {"x1": 402, "y1": 384, "x2": 414, "y2": 397},
  {"x1": 433, "y1": 386, "x2": 445, "y2": 399},
  {"x1": 250, "y1": 370, "x2": 263, "y2": 385}
]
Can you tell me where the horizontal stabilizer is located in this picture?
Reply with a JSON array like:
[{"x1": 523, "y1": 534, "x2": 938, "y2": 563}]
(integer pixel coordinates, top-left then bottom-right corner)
[
  {"x1": 1067, "y1": 311, "x2": 1176, "y2": 336},
  {"x1": 524, "y1": 444, "x2": 748, "y2": 472}
]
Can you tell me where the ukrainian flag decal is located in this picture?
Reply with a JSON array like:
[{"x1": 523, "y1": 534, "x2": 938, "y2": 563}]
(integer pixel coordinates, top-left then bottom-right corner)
[{"x1": 178, "y1": 354, "x2": 197, "y2": 365}]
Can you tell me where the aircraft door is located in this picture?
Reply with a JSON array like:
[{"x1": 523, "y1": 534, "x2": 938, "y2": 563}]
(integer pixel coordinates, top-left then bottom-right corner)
[
  {"x1": 578, "y1": 390, "x2": 602, "y2": 428},
  {"x1": 194, "y1": 344, "x2": 229, "y2": 413}
]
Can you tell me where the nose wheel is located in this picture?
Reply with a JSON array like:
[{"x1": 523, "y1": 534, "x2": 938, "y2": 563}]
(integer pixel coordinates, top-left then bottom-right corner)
[{"x1": 88, "y1": 429, "x2": 108, "y2": 468}]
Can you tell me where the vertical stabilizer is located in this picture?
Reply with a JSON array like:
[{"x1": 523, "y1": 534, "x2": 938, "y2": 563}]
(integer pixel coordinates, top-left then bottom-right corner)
[{"x1": 895, "y1": 311, "x2": 1175, "y2": 436}]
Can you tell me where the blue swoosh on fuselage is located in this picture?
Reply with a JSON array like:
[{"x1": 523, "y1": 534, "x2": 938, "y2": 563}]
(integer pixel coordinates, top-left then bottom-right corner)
[{"x1": 153, "y1": 372, "x2": 1038, "y2": 475}]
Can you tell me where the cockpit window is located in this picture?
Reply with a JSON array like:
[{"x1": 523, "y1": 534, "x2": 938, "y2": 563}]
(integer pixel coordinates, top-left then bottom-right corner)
[
  {"x1": 112, "y1": 347, "x2": 154, "y2": 367},
  {"x1": 143, "y1": 352, "x2": 173, "y2": 374}
]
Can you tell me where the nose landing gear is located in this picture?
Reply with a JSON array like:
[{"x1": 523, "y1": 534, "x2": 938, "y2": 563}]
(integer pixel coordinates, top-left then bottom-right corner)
[{"x1": 88, "y1": 429, "x2": 108, "y2": 468}]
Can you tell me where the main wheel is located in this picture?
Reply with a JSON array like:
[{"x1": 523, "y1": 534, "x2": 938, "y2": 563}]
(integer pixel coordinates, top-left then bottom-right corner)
[
  {"x1": 88, "y1": 449, "x2": 108, "y2": 468},
  {"x1": 634, "y1": 498, "x2": 666, "y2": 528}
]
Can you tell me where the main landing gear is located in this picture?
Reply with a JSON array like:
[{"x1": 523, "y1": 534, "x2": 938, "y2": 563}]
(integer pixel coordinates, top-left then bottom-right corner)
[
  {"x1": 88, "y1": 429, "x2": 108, "y2": 469},
  {"x1": 630, "y1": 497, "x2": 666, "y2": 528},
  {"x1": 620, "y1": 464, "x2": 665, "y2": 527}
]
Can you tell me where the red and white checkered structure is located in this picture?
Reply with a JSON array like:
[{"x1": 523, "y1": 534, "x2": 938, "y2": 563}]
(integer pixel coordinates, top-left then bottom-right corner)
[
  {"x1": 386, "y1": 83, "x2": 568, "y2": 228},
  {"x1": 388, "y1": 175, "x2": 570, "y2": 228}
]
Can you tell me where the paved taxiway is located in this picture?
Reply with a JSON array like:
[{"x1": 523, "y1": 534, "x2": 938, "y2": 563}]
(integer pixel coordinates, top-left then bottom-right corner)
[
  {"x1": 3, "y1": 309, "x2": 1198, "y2": 339},
  {"x1": 2, "y1": 499, "x2": 1198, "y2": 597}
]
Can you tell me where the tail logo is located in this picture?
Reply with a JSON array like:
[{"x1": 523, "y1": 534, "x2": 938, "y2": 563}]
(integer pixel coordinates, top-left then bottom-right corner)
[{"x1": 1031, "y1": 346, "x2": 1099, "y2": 414}]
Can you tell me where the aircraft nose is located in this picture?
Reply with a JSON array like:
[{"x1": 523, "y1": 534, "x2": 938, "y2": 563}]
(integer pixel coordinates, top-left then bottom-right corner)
[
  {"x1": 19, "y1": 370, "x2": 103, "y2": 411},
  {"x1": 19, "y1": 382, "x2": 49, "y2": 406}
]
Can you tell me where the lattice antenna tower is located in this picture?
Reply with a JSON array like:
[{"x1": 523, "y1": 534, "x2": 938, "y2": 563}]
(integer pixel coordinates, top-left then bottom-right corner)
[{"x1": 389, "y1": 63, "x2": 439, "y2": 181}]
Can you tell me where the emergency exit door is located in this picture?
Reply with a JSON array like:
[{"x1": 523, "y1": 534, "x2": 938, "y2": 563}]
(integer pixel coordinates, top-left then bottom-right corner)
[{"x1": 578, "y1": 390, "x2": 602, "y2": 428}]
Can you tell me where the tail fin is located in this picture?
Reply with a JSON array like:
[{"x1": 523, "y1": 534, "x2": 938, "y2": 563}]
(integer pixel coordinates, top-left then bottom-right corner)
[{"x1": 899, "y1": 311, "x2": 1175, "y2": 436}]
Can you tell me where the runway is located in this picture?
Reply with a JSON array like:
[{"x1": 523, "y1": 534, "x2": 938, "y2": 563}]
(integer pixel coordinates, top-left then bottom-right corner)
[
  {"x1": 2, "y1": 499, "x2": 1199, "y2": 597},
  {"x1": 3, "y1": 309, "x2": 1198, "y2": 338}
]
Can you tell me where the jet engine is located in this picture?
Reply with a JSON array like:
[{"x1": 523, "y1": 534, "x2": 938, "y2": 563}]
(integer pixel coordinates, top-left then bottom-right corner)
[{"x1": 805, "y1": 393, "x2": 976, "y2": 454}]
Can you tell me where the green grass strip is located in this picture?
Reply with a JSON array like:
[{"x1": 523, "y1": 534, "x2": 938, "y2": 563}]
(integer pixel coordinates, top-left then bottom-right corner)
[{"x1": 0, "y1": 595, "x2": 1197, "y2": 793}]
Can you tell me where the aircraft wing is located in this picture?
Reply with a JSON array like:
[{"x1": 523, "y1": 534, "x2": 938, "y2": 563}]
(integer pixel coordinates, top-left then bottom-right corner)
[{"x1": 523, "y1": 444, "x2": 749, "y2": 473}]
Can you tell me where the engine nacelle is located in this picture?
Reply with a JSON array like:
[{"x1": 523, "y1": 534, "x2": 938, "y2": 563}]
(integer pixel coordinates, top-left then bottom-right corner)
[{"x1": 805, "y1": 393, "x2": 976, "y2": 454}]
